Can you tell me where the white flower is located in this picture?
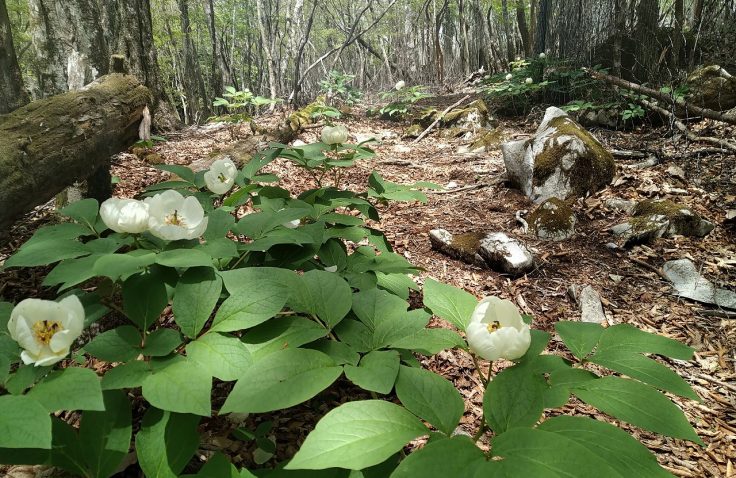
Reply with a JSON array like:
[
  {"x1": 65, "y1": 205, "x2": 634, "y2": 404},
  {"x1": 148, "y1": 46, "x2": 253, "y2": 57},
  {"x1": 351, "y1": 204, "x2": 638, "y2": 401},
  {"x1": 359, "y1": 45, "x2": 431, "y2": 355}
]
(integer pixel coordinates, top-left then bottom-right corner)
[
  {"x1": 283, "y1": 219, "x2": 301, "y2": 229},
  {"x1": 505, "y1": 73, "x2": 513, "y2": 81},
  {"x1": 539, "y1": 52, "x2": 546, "y2": 59},
  {"x1": 144, "y1": 190, "x2": 208, "y2": 241},
  {"x1": 525, "y1": 77, "x2": 533, "y2": 84},
  {"x1": 8, "y1": 296, "x2": 85, "y2": 366},
  {"x1": 324, "y1": 265, "x2": 338, "y2": 272},
  {"x1": 100, "y1": 198, "x2": 150, "y2": 234},
  {"x1": 466, "y1": 297, "x2": 531, "y2": 361},
  {"x1": 395, "y1": 80, "x2": 406, "y2": 90},
  {"x1": 321, "y1": 125, "x2": 349, "y2": 145},
  {"x1": 204, "y1": 158, "x2": 238, "y2": 195}
]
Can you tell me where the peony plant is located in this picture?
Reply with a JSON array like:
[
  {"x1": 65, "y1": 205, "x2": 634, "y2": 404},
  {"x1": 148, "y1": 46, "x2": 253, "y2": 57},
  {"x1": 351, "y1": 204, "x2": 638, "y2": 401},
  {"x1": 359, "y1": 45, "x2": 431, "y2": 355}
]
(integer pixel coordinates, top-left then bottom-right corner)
[{"x1": 0, "y1": 131, "x2": 701, "y2": 477}]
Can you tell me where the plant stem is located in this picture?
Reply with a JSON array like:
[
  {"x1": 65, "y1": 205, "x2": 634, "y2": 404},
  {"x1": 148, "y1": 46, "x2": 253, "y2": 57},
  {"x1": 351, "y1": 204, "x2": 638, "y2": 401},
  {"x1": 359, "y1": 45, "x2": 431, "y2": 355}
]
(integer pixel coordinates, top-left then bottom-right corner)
[
  {"x1": 472, "y1": 416, "x2": 487, "y2": 442},
  {"x1": 471, "y1": 353, "x2": 490, "y2": 387}
]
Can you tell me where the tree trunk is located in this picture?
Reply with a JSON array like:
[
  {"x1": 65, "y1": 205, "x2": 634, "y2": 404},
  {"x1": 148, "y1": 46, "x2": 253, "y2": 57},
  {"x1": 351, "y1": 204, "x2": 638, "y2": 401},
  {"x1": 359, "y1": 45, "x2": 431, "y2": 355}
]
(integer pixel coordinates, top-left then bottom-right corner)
[
  {"x1": 458, "y1": 0, "x2": 471, "y2": 75},
  {"x1": 205, "y1": 0, "x2": 224, "y2": 99},
  {"x1": 178, "y1": 0, "x2": 209, "y2": 123},
  {"x1": 471, "y1": 0, "x2": 491, "y2": 69},
  {"x1": 0, "y1": 73, "x2": 152, "y2": 231},
  {"x1": 613, "y1": 0, "x2": 626, "y2": 77},
  {"x1": 689, "y1": 0, "x2": 704, "y2": 69},
  {"x1": 255, "y1": 0, "x2": 278, "y2": 101},
  {"x1": 633, "y1": 0, "x2": 659, "y2": 82},
  {"x1": 28, "y1": 0, "x2": 109, "y2": 96},
  {"x1": 672, "y1": 0, "x2": 684, "y2": 69},
  {"x1": 515, "y1": 0, "x2": 531, "y2": 57},
  {"x1": 534, "y1": 0, "x2": 548, "y2": 55},
  {"x1": 501, "y1": 0, "x2": 514, "y2": 63},
  {"x1": 108, "y1": 0, "x2": 180, "y2": 131},
  {"x1": 0, "y1": 0, "x2": 28, "y2": 113}
]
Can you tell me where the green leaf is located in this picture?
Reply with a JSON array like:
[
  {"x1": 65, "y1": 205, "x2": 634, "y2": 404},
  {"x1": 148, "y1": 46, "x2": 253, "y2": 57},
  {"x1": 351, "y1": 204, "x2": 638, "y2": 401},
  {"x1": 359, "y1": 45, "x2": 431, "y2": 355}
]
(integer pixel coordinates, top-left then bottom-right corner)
[
  {"x1": 422, "y1": 279, "x2": 477, "y2": 330},
  {"x1": 596, "y1": 324, "x2": 694, "y2": 360},
  {"x1": 83, "y1": 325, "x2": 141, "y2": 362},
  {"x1": 395, "y1": 366, "x2": 464, "y2": 435},
  {"x1": 538, "y1": 416, "x2": 673, "y2": 477},
  {"x1": 351, "y1": 289, "x2": 428, "y2": 350},
  {"x1": 154, "y1": 164, "x2": 196, "y2": 183},
  {"x1": 0, "y1": 395, "x2": 52, "y2": 449},
  {"x1": 212, "y1": 268, "x2": 293, "y2": 332},
  {"x1": 187, "y1": 333, "x2": 253, "y2": 381},
  {"x1": 0, "y1": 301, "x2": 12, "y2": 333},
  {"x1": 136, "y1": 408, "x2": 200, "y2": 478},
  {"x1": 288, "y1": 270, "x2": 352, "y2": 328},
  {"x1": 48, "y1": 418, "x2": 87, "y2": 475},
  {"x1": 43, "y1": 254, "x2": 104, "y2": 290},
  {"x1": 389, "y1": 328, "x2": 466, "y2": 355},
  {"x1": 101, "y1": 360, "x2": 151, "y2": 390},
  {"x1": 306, "y1": 339, "x2": 360, "y2": 366},
  {"x1": 555, "y1": 321, "x2": 605, "y2": 359},
  {"x1": 4, "y1": 238, "x2": 89, "y2": 268},
  {"x1": 173, "y1": 267, "x2": 222, "y2": 338},
  {"x1": 184, "y1": 452, "x2": 243, "y2": 478},
  {"x1": 221, "y1": 348, "x2": 342, "y2": 413},
  {"x1": 142, "y1": 359, "x2": 212, "y2": 416},
  {"x1": 60, "y1": 198, "x2": 99, "y2": 230},
  {"x1": 123, "y1": 269, "x2": 170, "y2": 330},
  {"x1": 572, "y1": 376, "x2": 703, "y2": 444},
  {"x1": 286, "y1": 400, "x2": 427, "y2": 470},
  {"x1": 375, "y1": 272, "x2": 418, "y2": 300},
  {"x1": 491, "y1": 427, "x2": 623, "y2": 478},
  {"x1": 26, "y1": 368, "x2": 105, "y2": 412},
  {"x1": 242, "y1": 316, "x2": 327, "y2": 359},
  {"x1": 79, "y1": 390, "x2": 133, "y2": 478},
  {"x1": 590, "y1": 350, "x2": 699, "y2": 400},
  {"x1": 156, "y1": 249, "x2": 214, "y2": 268},
  {"x1": 143, "y1": 328, "x2": 183, "y2": 356},
  {"x1": 484, "y1": 362, "x2": 546, "y2": 433},
  {"x1": 93, "y1": 251, "x2": 157, "y2": 280},
  {"x1": 344, "y1": 350, "x2": 400, "y2": 394},
  {"x1": 390, "y1": 436, "x2": 487, "y2": 477},
  {"x1": 4, "y1": 365, "x2": 49, "y2": 394}
]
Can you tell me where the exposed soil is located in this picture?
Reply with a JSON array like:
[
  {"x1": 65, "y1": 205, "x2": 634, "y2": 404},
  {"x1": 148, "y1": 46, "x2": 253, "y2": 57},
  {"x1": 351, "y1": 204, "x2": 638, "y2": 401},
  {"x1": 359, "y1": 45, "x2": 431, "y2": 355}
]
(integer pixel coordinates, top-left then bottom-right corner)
[{"x1": 1, "y1": 97, "x2": 735, "y2": 477}]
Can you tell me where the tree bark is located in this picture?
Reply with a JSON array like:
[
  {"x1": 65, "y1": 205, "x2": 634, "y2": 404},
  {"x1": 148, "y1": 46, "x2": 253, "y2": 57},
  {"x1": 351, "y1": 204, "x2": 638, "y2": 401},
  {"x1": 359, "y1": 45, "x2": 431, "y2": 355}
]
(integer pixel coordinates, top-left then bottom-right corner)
[
  {"x1": 458, "y1": 0, "x2": 471, "y2": 75},
  {"x1": 534, "y1": 0, "x2": 548, "y2": 55},
  {"x1": 612, "y1": 0, "x2": 625, "y2": 77},
  {"x1": 178, "y1": 0, "x2": 209, "y2": 122},
  {"x1": 633, "y1": 0, "x2": 659, "y2": 82},
  {"x1": 501, "y1": 0, "x2": 514, "y2": 63},
  {"x1": 515, "y1": 0, "x2": 531, "y2": 57},
  {"x1": 672, "y1": 0, "x2": 684, "y2": 69},
  {"x1": 0, "y1": 73, "x2": 152, "y2": 231},
  {"x1": 0, "y1": 0, "x2": 28, "y2": 113},
  {"x1": 255, "y1": 0, "x2": 278, "y2": 101},
  {"x1": 204, "y1": 0, "x2": 224, "y2": 100}
]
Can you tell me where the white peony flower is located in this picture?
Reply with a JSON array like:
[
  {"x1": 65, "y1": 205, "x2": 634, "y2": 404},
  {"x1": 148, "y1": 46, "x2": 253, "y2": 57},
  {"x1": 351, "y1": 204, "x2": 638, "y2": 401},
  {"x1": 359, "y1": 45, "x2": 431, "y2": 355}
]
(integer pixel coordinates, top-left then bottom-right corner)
[
  {"x1": 525, "y1": 77, "x2": 533, "y2": 84},
  {"x1": 145, "y1": 190, "x2": 208, "y2": 241},
  {"x1": 466, "y1": 297, "x2": 531, "y2": 361},
  {"x1": 539, "y1": 52, "x2": 546, "y2": 59},
  {"x1": 8, "y1": 296, "x2": 85, "y2": 366},
  {"x1": 204, "y1": 158, "x2": 238, "y2": 195},
  {"x1": 505, "y1": 73, "x2": 513, "y2": 81},
  {"x1": 321, "y1": 125, "x2": 349, "y2": 145},
  {"x1": 100, "y1": 198, "x2": 150, "y2": 234},
  {"x1": 395, "y1": 80, "x2": 406, "y2": 90}
]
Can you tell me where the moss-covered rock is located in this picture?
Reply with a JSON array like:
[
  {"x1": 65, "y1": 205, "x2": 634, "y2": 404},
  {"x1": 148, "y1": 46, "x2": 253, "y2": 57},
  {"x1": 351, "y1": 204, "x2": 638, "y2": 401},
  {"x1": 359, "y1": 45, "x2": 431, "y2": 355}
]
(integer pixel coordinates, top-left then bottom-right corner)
[
  {"x1": 502, "y1": 107, "x2": 615, "y2": 203},
  {"x1": 403, "y1": 124, "x2": 423, "y2": 139},
  {"x1": 611, "y1": 199, "x2": 715, "y2": 246},
  {"x1": 429, "y1": 229, "x2": 486, "y2": 266},
  {"x1": 441, "y1": 99, "x2": 494, "y2": 130},
  {"x1": 528, "y1": 198, "x2": 576, "y2": 241},
  {"x1": 686, "y1": 65, "x2": 736, "y2": 111},
  {"x1": 416, "y1": 108, "x2": 440, "y2": 127},
  {"x1": 462, "y1": 128, "x2": 505, "y2": 153}
]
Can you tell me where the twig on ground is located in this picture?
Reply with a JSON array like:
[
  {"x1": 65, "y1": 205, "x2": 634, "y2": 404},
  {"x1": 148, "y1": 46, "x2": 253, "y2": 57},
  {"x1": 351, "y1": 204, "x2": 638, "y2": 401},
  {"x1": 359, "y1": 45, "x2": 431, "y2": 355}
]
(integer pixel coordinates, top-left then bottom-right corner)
[
  {"x1": 428, "y1": 177, "x2": 504, "y2": 195},
  {"x1": 629, "y1": 256, "x2": 668, "y2": 280},
  {"x1": 694, "y1": 309, "x2": 736, "y2": 320},
  {"x1": 412, "y1": 94, "x2": 471, "y2": 143}
]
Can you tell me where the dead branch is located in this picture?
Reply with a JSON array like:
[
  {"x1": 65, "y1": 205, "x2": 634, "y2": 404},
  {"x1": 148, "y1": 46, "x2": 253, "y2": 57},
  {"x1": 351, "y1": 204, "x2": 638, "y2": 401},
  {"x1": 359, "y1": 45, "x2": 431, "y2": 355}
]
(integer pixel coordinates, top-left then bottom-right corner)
[
  {"x1": 428, "y1": 177, "x2": 504, "y2": 195},
  {"x1": 694, "y1": 309, "x2": 736, "y2": 320},
  {"x1": 586, "y1": 68, "x2": 736, "y2": 126},
  {"x1": 412, "y1": 94, "x2": 471, "y2": 143},
  {"x1": 638, "y1": 98, "x2": 736, "y2": 152},
  {"x1": 628, "y1": 256, "x2": 668, "y2": 280}
]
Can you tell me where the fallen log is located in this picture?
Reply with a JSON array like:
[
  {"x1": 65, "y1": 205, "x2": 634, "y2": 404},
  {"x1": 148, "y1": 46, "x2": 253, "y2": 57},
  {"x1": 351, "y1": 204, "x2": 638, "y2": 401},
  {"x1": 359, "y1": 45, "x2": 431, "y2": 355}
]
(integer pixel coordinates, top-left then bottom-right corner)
[
  {"x1": 0, "y1": 73, "x2": 152, "y2": 231},
  {"x1": 586, "y1": 68, "x2": 736, "y2": 126}
]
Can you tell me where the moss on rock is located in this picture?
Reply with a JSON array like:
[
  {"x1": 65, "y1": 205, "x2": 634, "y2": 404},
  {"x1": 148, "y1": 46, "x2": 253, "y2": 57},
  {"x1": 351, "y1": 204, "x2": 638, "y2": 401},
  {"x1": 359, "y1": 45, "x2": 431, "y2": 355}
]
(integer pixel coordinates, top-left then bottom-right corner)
[
  {"x1": 403, "y1": 124, "x2": 423, "y2": 138},
  {"x1": 528, "y1": 198, "x2": 576, "y2": 240}
]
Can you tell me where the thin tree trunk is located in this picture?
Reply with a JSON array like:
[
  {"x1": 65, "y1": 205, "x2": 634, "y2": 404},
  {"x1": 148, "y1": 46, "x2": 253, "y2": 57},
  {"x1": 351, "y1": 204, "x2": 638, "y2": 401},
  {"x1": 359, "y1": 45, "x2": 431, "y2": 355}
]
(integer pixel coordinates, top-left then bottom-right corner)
[
  {"x1": 458, "y1": 0, "x2": 471, "y2": 75},
  {"x1": 516, "y1": 0, "x2": 531, "y2": 57},
  {"x1": 0, "y1": 0, "x2": 28, "y2": 113},
  {"x1": 689, "y1": 0, "x2": 704, "y2": 69},
  {"x1": 255, "y1": 0, "x2": 278, "y2": 101},
  {"x1": 471, "y1": 0, "x2": 491, "y2": 69},
  {"x1": 205, "y1": 0, "x2": 224, "y2": 98},
  {"x1": 178, "y1": 0, "x2": 209, "y2": 122},
  {"x1": 534, "y1": 0, "x2": 548, "y2": 55},
  {"x1": 290, "y1": 0, "x2": 318, "y2": 104},
  {"x1": 613, "y1": 0, "x2": 625, "y2": 77},
  {"x1": 501, "y1": 0, "x2": 514, "y2": 63},
  {"x1": 672, "y1": 0, "x2": 683, "y2": 69},
  {"x1": 633, "y1": 0, "x2": 659, "y2": 82}
]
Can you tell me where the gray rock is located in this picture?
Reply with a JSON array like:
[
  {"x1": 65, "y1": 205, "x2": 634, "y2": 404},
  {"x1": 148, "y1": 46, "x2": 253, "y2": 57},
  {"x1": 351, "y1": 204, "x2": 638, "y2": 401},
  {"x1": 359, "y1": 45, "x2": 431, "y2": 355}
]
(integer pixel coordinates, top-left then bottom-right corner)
[
  {"x1": 611, "y1": 199, "x2": 714, "y2": 247},
  {"x1": 663, "y1": 259, "x2": 736, "y2": 310},
  {"x1": 502, "y1": 107, "x2": 615, "y2": 203},
  {"x1": 604, "y1": 198, "x2": 637, "y2": 214},
  {"x1": 686, "y1": 65, "x2": 736, "y2": 111},
  {"x1": 429, "y1": 229, "x2": 486, "y2": 266},
  {"x1": 579, "y1": 285, "x2": 607, "y2": 324},
  {"x1": 528, "y1": 198, "x2": 576, "y2": 241},
  {"x1": 478, "y1": 232, "x2": 534, "y2": 276}
]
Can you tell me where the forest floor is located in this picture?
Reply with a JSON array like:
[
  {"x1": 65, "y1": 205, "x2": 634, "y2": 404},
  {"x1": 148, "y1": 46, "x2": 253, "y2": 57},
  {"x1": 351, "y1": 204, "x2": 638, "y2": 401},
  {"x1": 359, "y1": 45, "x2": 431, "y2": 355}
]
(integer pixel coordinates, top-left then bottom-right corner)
[{"x1": 1, "y1": 95, "x2": 735, "y2": 477}]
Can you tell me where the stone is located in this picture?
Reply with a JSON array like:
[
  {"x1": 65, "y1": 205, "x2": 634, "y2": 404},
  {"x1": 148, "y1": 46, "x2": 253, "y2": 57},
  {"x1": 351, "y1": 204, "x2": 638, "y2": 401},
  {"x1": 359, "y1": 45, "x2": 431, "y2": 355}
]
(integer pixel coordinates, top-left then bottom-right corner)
[
  {"x1": 611, "y1": 199, "x2": 715, "y2": 246},
  {"x1": 478, "y1": 232, "x2": 534, "y2": 276},
  {"x1": 528, "y1": 198, "x2": 576, "y2": 241},
  {"x1": 502, "y1": 107, "x2": 615, "y2": 203},
  {"x1": 604, "y1": 198, "x2": 637, "y2": 214},
  {"x1": 429, "y1": 229, "x2": 486, "y2": 267},
  {"x1": 463, "y1": 128, "x2": 505, "y2": 154},
  {"x1": 663, "y1": 259, "x2": 736, "y2": 310},
  {"x1": 686, "y1": 65, "x2": 736, "y2": 111},
  {"x1": 579, "y1": 285, "x2": 607, "y2": 324},
  {"x1": 393, "y1": 144, "x2": 411, "y2": 153},
  {"x1": 403, "y1": 124, "x2": 423, "y2": 138},
  {"x1": 577, "y1": 108, "x2": 620, "y2": 129},
  {"x1": 441, "y1": 99, "x2": 495, "y2": 131}
]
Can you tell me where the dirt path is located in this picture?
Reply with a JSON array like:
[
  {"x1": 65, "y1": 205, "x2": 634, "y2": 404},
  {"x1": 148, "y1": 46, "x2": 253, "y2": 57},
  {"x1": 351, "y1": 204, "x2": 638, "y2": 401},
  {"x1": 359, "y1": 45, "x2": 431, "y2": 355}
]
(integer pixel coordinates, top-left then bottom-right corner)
[{"x1": 1, "y1": 100, "x2": 734, "y2": 477}]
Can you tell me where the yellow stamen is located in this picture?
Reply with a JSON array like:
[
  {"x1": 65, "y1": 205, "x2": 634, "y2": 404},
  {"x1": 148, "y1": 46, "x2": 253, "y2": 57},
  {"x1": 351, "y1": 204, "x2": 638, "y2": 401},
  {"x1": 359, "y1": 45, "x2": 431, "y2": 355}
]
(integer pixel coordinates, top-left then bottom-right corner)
[
  {"x1": 165, "y1": 209, "x2": 185, "y2": 226},
  {"x1": 218, "y1": 172, "x2": 227, "y2": 183},
  {"x1": 486, "y1": 321, "x2": 501, "y2": 333},
  {"x1": 33, "y1": 320, "x2": 62, "y2": 345}
]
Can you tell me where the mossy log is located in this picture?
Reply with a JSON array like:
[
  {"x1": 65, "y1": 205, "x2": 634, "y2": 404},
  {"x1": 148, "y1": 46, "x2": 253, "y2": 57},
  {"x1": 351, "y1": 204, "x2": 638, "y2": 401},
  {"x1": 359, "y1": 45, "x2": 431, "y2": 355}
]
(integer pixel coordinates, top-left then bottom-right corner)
[{"x1": 0, "y1": 73, "x2": 152, "y2": 231}]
